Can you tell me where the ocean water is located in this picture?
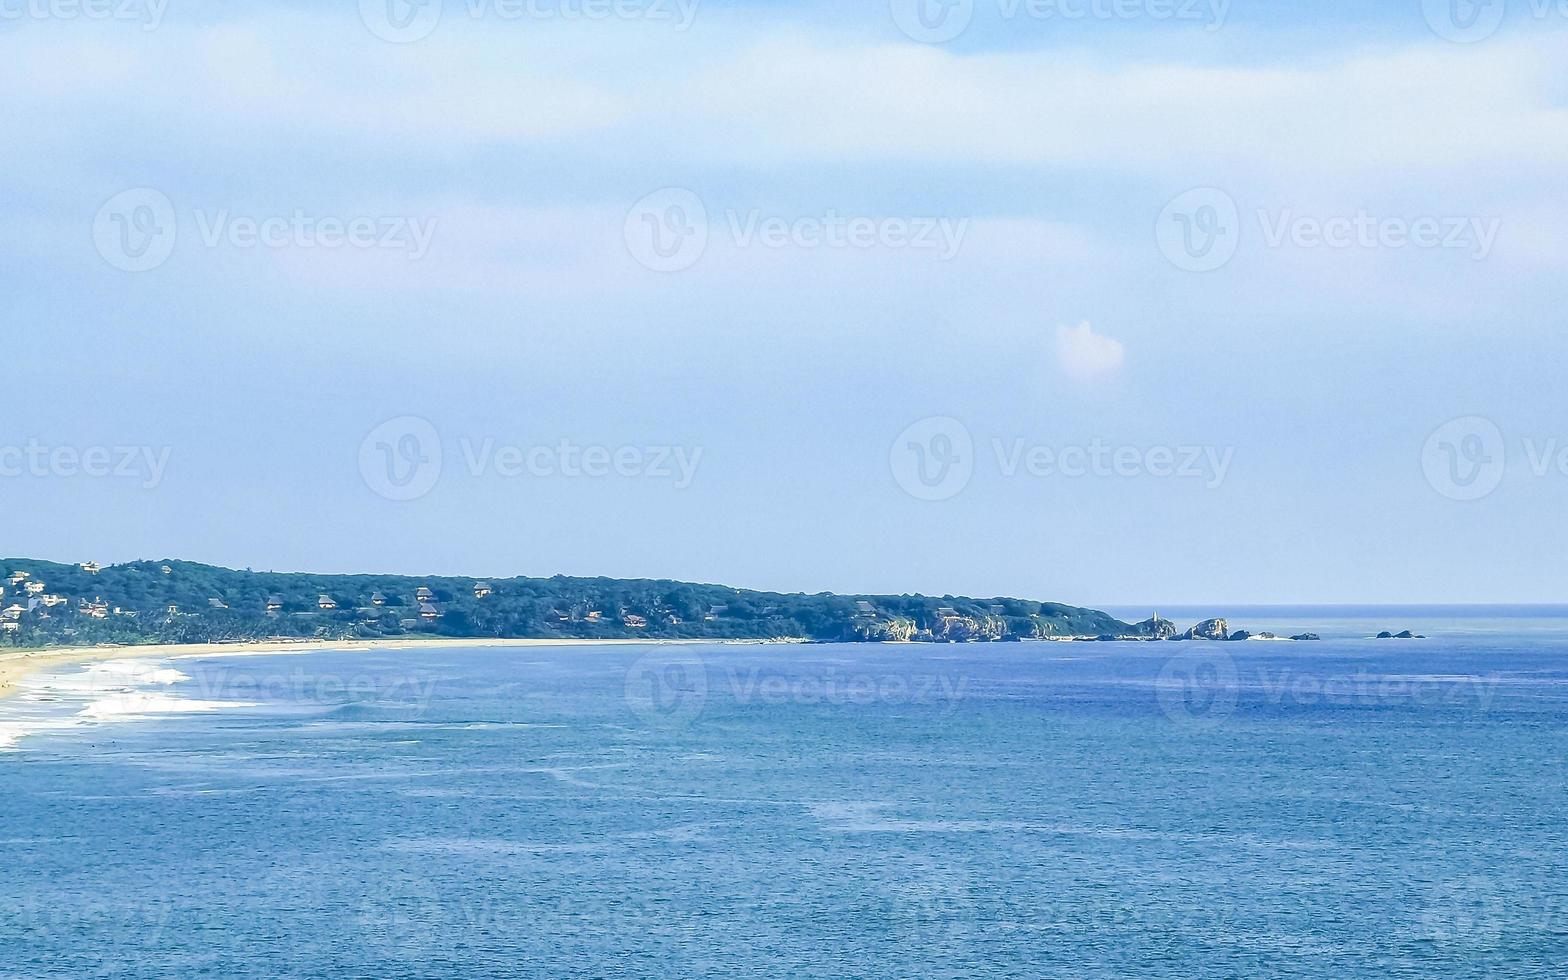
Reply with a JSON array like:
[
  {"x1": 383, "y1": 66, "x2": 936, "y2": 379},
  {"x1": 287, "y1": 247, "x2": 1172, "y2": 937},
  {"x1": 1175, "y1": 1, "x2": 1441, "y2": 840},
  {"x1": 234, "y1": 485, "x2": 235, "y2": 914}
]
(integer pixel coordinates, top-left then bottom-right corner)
[{"x1": 3, "y1": 612, "x2": 1567, "y2": 978}]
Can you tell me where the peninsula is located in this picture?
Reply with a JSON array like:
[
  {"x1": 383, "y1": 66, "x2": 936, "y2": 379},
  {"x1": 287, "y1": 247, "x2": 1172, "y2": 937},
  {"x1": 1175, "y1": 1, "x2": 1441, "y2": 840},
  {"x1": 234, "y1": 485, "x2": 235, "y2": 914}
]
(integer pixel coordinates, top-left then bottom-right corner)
[{"x1": 2, "y1": 557, "x2": 1142, "y2": 650}]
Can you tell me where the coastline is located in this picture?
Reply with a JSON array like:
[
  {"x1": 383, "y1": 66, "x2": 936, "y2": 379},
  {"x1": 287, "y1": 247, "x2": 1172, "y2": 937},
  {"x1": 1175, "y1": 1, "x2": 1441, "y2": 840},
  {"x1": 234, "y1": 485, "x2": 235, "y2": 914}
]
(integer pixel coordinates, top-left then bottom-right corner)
[{"x1": 0, "y1": 636, "x2": 797, "y2": 701}]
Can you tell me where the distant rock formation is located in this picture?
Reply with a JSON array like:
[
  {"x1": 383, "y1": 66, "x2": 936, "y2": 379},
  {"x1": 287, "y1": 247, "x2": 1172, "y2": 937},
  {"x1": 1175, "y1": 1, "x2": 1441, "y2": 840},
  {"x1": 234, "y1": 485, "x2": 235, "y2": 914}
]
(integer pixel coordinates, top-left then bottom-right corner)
[
  {"x1": 1378, "y1": 629, "x2": 1425, "y2": 639},
  {"x1": 1291, "y1": 633, "x2": 1321, "y2": 641},
  {"x1": 1182, "y1": 618, "x2": 1230, "y2": 641},
  {"x1": 1126, "y1": 612, "x2": 1180, "y2": 640}
]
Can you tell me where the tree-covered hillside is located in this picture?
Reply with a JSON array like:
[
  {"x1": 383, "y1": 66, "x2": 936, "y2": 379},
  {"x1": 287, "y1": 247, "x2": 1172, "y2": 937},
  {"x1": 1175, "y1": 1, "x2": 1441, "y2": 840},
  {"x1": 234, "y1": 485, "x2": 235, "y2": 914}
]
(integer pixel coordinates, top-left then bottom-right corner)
[{"x1": 0, "y1": 558, "x2": 1133, "y2": 648}]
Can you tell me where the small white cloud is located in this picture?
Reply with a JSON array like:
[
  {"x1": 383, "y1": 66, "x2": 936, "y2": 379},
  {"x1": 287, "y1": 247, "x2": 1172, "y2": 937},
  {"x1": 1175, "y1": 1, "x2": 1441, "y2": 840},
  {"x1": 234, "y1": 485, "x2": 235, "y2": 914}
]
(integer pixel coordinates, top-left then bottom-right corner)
[{"x1": 1055, "y1": 321, "x2": 1125, "y2": 381}]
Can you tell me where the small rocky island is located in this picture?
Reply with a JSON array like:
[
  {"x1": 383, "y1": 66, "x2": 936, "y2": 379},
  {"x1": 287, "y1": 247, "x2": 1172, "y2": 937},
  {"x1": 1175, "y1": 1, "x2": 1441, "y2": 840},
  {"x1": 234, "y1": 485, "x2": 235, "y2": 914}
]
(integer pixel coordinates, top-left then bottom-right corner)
[
  {"x1": 1105, "y1": 615, "x2": 1323, "y2": 643},
  {"x1": 1105, "y1": 614, "x2": 1424, "y2": 644}
]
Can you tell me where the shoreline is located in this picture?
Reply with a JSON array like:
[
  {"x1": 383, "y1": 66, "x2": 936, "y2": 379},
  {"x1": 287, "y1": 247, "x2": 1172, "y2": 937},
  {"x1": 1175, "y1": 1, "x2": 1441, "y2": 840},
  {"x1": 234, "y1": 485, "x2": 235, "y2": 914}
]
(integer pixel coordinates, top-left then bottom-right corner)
[{"x1": 0, "y1": 636, "x2": 799, "y2": 701}]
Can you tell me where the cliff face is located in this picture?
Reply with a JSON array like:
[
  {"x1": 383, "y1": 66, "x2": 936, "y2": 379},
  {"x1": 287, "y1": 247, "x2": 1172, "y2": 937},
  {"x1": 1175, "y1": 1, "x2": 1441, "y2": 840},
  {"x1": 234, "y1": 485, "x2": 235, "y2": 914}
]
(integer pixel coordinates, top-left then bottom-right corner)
[
  {"x1": 1127, "y1": 614, "x2": 1180, "y2": 640},
  {"x1": 1182, "y1": 618, "x2": 1230, "y2": 641}
]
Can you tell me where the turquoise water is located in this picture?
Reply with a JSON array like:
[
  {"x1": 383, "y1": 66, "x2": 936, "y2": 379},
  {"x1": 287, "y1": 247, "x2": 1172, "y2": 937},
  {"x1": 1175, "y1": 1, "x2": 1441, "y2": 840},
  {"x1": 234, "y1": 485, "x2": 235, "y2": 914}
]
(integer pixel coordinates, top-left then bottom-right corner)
[{"x1": 3, "y1": 617, "x2": 1567, "y2": 977}]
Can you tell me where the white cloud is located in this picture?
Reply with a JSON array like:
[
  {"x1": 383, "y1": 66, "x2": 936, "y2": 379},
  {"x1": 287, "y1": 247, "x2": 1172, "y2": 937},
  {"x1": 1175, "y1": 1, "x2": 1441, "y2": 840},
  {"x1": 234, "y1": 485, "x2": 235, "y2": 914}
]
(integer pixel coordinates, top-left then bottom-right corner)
[
  {"x1": 672, "y1": 35, "x2": 1568, "y2": 178},
  {"x1": 1056, "y1": 321, "x2": 1125, "y2": 381},
  {"x1": 2, "y1": 12, "x2": 1563, "y2": 332},
  {"x1": 5, "y1": 18, "x2": 1566, "y2": 181}
]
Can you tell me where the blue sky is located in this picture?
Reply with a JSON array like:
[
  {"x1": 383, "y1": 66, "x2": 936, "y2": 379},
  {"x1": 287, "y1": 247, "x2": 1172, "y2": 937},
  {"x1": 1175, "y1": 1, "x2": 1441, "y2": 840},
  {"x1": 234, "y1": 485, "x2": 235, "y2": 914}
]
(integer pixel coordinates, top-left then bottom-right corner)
[{"x1": 3, "y1": 0, "x2": 1566, "y2": 604}]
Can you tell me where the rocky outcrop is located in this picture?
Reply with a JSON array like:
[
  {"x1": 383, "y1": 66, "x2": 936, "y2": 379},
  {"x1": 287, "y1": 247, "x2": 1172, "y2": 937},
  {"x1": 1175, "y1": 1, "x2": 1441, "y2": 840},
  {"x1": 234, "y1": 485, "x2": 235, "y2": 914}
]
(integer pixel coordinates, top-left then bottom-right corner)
[
  {"x1": 1378, "y1": 629, "x2": 1425, "y2": 639},
  {"x1": 1291, "y1": 633, "x2": 1321, "y2": 641},
  {"x1": 1181, "y1": 618, "x2": 1230, "y2": 641},
  {"x1": 1127, "y1": 613, "x2": 1180, "y2": 640}
]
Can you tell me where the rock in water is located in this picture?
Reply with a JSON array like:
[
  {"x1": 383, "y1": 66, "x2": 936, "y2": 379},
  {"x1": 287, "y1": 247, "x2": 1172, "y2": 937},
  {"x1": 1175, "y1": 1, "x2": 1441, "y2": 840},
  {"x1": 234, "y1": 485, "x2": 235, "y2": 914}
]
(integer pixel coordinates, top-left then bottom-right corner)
[
  {"x1": 1290, "y1": 633, "x2": 1321, "y2": 641},
  {"x1": 1183, "y1": 618, "x2": 1230, "y2": 641},
  {"x1": 1228, "y1": 629, "x2": 1252, "y2": 642},
  {"x1": 1128, "y1": 613, "x2": 1179, "y2": 640}
]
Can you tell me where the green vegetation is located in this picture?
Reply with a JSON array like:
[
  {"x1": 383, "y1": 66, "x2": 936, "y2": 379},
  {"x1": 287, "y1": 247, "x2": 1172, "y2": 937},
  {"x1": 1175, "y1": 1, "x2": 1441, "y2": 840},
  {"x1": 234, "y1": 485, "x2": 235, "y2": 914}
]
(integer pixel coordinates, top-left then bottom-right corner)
[{"x1": 0, "y1": 558, "x2": 1132, "y2": 649}]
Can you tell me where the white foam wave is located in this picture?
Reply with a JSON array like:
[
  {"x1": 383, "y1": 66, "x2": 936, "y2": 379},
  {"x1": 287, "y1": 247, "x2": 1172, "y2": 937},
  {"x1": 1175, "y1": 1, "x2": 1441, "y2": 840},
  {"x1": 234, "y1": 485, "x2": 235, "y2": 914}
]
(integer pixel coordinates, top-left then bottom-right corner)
[
  {"x1": 0, "y1": 657, "x2": 254, "y2": 753},
  {"x1": 76, "y1": 692, "x2": 256, "y2": 721},
  {"x1": 0, "y1": 717, "x2": 84, "y2": 751}
]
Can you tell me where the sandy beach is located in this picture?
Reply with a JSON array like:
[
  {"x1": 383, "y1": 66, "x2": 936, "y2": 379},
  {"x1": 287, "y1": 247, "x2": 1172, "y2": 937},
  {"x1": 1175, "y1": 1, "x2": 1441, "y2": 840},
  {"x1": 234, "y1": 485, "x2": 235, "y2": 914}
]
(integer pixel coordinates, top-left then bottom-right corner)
[{"x1": 0, "y1": 636, "x2": 778, "y2": 701}]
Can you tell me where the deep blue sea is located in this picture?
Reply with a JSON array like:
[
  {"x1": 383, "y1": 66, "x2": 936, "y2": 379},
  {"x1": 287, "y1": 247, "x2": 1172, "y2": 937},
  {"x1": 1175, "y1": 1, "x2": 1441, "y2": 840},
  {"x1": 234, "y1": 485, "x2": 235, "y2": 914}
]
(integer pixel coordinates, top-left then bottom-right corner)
[{"x1": 3, "y1": 608, "x2": 1567, "y2": 978}]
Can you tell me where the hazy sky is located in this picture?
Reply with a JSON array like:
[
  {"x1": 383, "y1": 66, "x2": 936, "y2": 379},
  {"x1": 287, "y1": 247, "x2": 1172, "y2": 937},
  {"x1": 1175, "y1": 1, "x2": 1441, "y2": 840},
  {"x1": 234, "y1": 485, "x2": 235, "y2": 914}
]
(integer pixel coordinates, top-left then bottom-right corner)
[{"x1": 3, "y1": 0, "x2": 1565, "y2": 604}]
